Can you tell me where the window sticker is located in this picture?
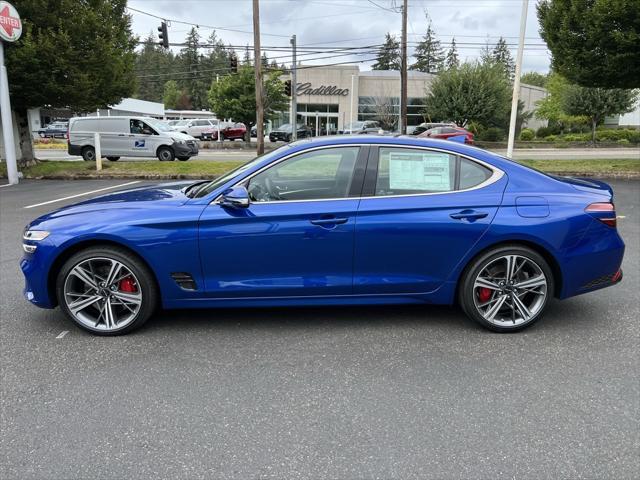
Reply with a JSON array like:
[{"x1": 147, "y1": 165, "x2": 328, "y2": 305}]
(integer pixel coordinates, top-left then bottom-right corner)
[{"x1": 388, "y1": 151, "x2": 451, "y2": 191}]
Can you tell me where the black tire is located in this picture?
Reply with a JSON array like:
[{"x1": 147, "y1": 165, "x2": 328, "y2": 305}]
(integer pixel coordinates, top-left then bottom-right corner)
[
  {"x1": 286, "y1": 134, "x2": 292, "y2": 142},
  {"x1": 177, "y1": 156, "x2": 190, "y2": 161},
  {"x1": 219, "y1": 132, "x2": 225, "y2": 141},
  {"x1": 81, "y1": 146, "x2": 96, "y2": 162},
  {"x1": 55, "y1": 246, "x2": 158, "y2": 336},
  {"x1": 106, "y1": 156, "x2": 120, "y2": 161},
  {"x1": 458, "y1": 245, "x2": 554, "y2": 333},
  {"x1": 157, "y1": 146, "x2": 175, "y2": 161}
]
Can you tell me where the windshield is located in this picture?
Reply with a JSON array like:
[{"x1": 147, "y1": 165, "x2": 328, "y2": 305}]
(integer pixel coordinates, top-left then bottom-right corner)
[
  {"x1": 193, "y1": 145, "x2": 291, "y2": 198},
  {"x1": 146, "y1": 119, "x2": 172, "y2": 132},
  {"x1": 344, "y1": 121, "x2": 364, "y2": 130},
  {"x1": 278, "y1": 123, "x2": 292, "y2": 132}
]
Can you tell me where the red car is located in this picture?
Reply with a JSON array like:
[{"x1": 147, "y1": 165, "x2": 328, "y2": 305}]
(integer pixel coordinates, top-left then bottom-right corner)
[
  {"x1": 210, "y1": 122, "x2": 247, "y2": 141},
  {"x1": 419, "y1": 126, "x2": 474, "y2": 144}
]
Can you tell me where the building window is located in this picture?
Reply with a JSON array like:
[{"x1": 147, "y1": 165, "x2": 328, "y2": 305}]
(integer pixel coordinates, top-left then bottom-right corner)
[{"x1": 357, "y1": 97, "x2": 427, "y2": 128}]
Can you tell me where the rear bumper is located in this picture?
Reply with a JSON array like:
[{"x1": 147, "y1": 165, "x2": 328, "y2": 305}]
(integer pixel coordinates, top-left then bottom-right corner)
[{"x1": 68, "y1": 144, "x2": 82, "y2": 156}]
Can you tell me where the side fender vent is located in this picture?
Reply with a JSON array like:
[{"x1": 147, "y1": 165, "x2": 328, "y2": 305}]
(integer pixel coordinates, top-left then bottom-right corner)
[{"x1": 170, "y1": 272, "x2": 197, "y2": 291}]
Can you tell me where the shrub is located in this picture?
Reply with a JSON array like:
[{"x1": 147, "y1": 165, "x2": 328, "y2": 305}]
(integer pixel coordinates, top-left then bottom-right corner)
[
  {"x1": 617, "y1": 138, "x2": 630, "y2": 145},
  {"x1": 545, "y1": 135, "x2": 557, "y2": 142},
  {"x1": 519, "y1": 128, "x2": 535, "y2": 141},
  {"x1": 595, "y1": 128, "x2": 640, "y2": 143},
  {"x1": 563, "y1": 133, "x2": 590, "y2": 142},
  {"x1": 478, "y1": 127, "x2": 505, "y2": 142},
  {"x1": 536, "y1": 126, "x2": 553, "y2": 138}
]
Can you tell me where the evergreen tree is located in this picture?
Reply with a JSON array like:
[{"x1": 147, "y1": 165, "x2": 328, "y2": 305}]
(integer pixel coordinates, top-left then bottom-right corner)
[
  {"x1": 177, "y1": 28, "x2": 206, "y2": 109},
  {"x1": 134, "y1": 34, "x2": 175, "y2": 103},
  {"x1": 411, "y1": 19, "x2": 444, "y2": 73},
  {"x1": 444, "y1": 37, "x2": 460, "y2": 70},
  {"x1": 243, "y1": 45, "x2": 252, "y2": 65},
  {"x1": 479, "y1": 39, "x2": 493, "y2": 65},
  {"x1": 492, "y1": 37, "x2": 515, "y2": 80},
  {"x1": 6, "y1": 0, "x2": 137, "y2": 164},
  {"x1": 372, "y1": 33, "x2": 401, "y2": 70}
]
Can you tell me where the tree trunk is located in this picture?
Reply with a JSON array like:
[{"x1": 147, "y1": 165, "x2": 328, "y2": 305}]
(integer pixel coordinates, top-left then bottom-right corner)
[
  {"x1": 591, "y1": 118, "x2": 597, "y2": 146},
  {"x1": 15, "y1": 108, "x2": 37, "y2": 168}
]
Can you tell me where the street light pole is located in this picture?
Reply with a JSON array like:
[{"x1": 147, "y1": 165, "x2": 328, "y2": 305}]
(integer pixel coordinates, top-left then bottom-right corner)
[
  {"x1": 0, "y1": 41, "x2": 18, "y2": 184},
  {"x1": 252, "y1": 0, "x2": 265, "y2": 155},
  {"x1": 507, "y1": 0, "x2": 529, "y2": 158},
  {"x1": 400, "y1": 0, "x2": 408, "y2": 134},
  {"x1": 290, "y1": 34, "x2": 297, "y2": 141}
]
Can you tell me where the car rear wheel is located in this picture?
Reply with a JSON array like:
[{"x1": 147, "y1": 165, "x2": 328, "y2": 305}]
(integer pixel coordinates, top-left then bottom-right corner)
[
  {"x1": 106, "y1": 156, "x2": 120, "y2": 161},
  {"x1": 459, "y1": 245, "x2": 554, "y2": 332},
  {"x1": 56, "y1": 246, "x2": 158, "y2": 335},
  {"x1": 177, "y1": 156, "x2": 190, "y2": 161},
  {"x1": 81, "y1": 146, "x2": 96, "y2": 162},
  {"x1": 157, "y1": 146, "x2": 175, "y2": 161}
]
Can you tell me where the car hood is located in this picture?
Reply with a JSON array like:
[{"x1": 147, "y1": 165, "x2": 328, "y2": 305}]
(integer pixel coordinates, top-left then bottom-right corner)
[
  {"x1": 168, "y1": 131, "x2": 195, "y2": 141},
  {"x1": 28, "y1": 181, "x2": 196, "y2": 228}
]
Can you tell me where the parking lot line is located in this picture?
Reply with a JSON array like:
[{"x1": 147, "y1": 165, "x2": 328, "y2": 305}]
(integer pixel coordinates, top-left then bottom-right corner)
[
  {"x1": 24, "y1": 181, "x2": 141, "y2": 209},
  {"x1": 55, "y1": 331, "x2": 69, "y2": 339},
  {"x1": 0, "y1": 183, "x2": 15, "y2": 188}
]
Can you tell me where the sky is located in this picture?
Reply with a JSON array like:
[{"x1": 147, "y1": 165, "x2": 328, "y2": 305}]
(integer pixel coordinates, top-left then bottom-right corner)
[{"x1": 127, "y1": 0, "x2": 551, "y2": 74}]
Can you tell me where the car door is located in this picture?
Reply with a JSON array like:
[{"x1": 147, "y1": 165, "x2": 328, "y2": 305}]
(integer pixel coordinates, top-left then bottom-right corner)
[
  {"x1": 353, "y1": 145, "x2": 507, "y2": 294},
  {"x1": 198, "y1": 145, "x2": 368, "y2": 298},
  {"x1": 128, "y1": 119, "x2": 157, "y2": 157}
]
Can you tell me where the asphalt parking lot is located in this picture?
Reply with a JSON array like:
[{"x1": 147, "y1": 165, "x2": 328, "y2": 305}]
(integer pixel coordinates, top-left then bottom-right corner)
[{"x1": 1, "y1": 179, "x2": 639, "y2": 479}]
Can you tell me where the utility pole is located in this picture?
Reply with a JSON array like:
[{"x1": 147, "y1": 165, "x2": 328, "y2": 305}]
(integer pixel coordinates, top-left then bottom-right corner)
[
  {"x1": 253, "y1": 0, "x2": 265, "y2": 154},
  {"x1": 507, "y1": 0, "x2": 529, "y2": 158},
  {"x1": 290, "y1": 34, "x2": 298, "y2": 141},
  {"x1": 400, "y1": 0, "x2": 408, "y2": 134}
]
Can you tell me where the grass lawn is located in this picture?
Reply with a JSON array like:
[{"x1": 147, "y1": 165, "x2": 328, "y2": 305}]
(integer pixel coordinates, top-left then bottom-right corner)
[{"x1": 1, "y1": 158, "x2": 639, "y2": 180}]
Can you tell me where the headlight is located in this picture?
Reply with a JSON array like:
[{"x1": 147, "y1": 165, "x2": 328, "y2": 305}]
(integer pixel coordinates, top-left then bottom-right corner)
[
  {"x1": 22, "y1": 230, "x2": 50, "y2": 253},
  {"x1": 176, "y1": 140, "x2": 186, "y2": 144},
  {"x1": 23, "y1": 230, "x2": 50, "y2": 241}
]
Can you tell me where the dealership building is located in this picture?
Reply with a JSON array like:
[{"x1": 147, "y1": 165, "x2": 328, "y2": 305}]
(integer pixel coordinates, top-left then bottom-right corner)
[{"x1": 276, "y1": 65, "x2": 549, "y2": 134}]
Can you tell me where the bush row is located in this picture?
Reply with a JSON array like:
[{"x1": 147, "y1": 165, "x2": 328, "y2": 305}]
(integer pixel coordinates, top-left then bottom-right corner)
[{"x1": 519, "y1": 128, "x2": 640, "y2": 143}]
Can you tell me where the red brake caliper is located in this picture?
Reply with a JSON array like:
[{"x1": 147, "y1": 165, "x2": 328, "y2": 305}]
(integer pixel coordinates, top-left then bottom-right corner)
[
  {"x1": 477, "y1": 287, "x2": 492, "y2": 303},
  {"x1": 118, "y1": 276, "x2": 138, "y2": 293}
]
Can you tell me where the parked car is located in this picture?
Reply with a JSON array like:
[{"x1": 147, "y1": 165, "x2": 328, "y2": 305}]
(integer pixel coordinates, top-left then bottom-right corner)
[
  {"x1": 170, "y1": 118, "x2": 218, "y2": 139},
  {"x1": 269, "y1": 124, "x2": 312, "y2": 142},
  {"x1": 22, "y1": 136, "x2": 624, "y2": 335},
  {"x1": 411, "y1": 122, "x2": 457, "y2": 136},
  {"x1": 419, "y1": 126, "x2": 475, "y2": 144},
  {"x1": 211, "y1": 122, "x2": 247, "y2": 141},
  {"x1": 339, "y1": 120, "x2": 382, "y2": 135},
  {"x1": 68, "y1": 116, "x2": 198, "y2": 162},
  {"x1": 38, "y1": 122, "x2": 68, "y2": 138},
  {"x1": 251, "y1": 124, "x2": 268, "y2": 138}
]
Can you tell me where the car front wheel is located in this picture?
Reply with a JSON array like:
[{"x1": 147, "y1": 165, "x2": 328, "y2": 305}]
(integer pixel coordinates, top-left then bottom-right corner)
[
  {"x1": 157, "y1": 146, "x2": 175, "y2": 161},
  {"x1": 106, "y1": 156, "x2": 120, "y2": 161},
  {"x1": 81, "y1": 146, "x2": 96, "y2": 161},
  {"x1": 459, "y1": 245, "x2": 554, "y2": 332},
  {"x1": 56, "y1": 246, "x2": 158, "y2": 335}
]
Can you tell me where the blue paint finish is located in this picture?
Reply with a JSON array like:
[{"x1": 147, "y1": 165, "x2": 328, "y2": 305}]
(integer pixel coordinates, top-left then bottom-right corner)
[
  {"x1": 20, "y1": 137, "x2": 625, "y2": 314},
  {"x1": 516, "y1": 196, "x2": 550, "y2": 218}
]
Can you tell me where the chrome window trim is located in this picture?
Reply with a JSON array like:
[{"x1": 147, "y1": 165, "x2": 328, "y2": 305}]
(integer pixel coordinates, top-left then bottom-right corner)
[{"x1": 214, "y1": 143, "x2": 504, "y2": 205}]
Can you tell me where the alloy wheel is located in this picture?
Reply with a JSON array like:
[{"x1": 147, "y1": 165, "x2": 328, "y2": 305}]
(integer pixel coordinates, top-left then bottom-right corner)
[
  {"x1": 473, "y1": 254, "x2": 548, "y2": 327},
  {"x1": 63, "y1": 257, "x2": 142, "y2": 332}
]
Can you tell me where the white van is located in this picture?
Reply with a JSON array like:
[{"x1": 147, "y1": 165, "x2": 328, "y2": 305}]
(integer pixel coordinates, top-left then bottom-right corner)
[{"x1": 68, "y1": 116, "x2": 199, "y2": 161}]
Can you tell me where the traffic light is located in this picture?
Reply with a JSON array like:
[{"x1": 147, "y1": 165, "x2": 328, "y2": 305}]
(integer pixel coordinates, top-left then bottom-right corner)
[
  {"x1": 158, "y1": 21, "x2": 169, "y2": 49},
  {"x1": 229, "y1": 54, "x2": 238, "y2": 73},
  {"x1": 284, "y1": 79, "x2": 292, "y2": 96}
]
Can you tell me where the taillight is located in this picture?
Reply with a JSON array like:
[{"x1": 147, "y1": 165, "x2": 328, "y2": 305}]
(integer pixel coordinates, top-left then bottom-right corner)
[{"x1": 585, "y1": 202, "x2": 617, "y2": 228}]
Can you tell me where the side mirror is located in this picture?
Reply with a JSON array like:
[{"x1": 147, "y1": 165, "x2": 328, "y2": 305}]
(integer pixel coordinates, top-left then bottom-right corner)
[{"x1": 220, "y1": 186, "x2": 250, "y2": 209}]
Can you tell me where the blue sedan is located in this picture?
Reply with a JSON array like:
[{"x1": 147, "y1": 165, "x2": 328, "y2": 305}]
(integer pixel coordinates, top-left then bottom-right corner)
[{"x1": 21, "y1": 136, "x2": 624, "y2": 335}]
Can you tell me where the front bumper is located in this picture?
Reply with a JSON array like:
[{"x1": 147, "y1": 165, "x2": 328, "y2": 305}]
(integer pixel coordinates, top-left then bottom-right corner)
[
  {"x1": 174, "y1": 140, "x2": 199, "y2": 157},
  {"x1": 20, "y1": 245, "x2": 57, "y2": 309}
]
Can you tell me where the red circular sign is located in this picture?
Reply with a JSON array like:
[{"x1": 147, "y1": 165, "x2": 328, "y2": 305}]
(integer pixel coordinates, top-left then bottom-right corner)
[{"x1": 0, "y1": 1, "x2": 22, "y2": 43}]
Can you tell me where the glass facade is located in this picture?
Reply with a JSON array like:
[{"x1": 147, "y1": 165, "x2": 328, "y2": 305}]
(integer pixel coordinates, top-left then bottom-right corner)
[{"x1": 358, "y1": 97, "x2": 426, "y2": 129}]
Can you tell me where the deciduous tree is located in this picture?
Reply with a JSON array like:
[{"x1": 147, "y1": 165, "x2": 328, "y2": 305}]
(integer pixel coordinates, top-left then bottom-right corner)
[
  {"x1": 538, "y1": 0, "x2": 640, "y2": 88},
  {"x1": 423, "y1": 62, "x2": 511, "y2": 127},
  {"x1": 208, "y1": 67, "x2": 288, "y2": 142}
]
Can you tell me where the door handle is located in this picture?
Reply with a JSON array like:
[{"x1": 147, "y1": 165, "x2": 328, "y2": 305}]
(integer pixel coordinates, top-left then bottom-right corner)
[
  {"x1": 310, "y1": 217, "x2": 348, "y2": 226},
  {"x1": 450, "y1": 210, "x2": 488, "y2": 221},
  {"x1": 118, "y1": 134, "x2": 126, "y2": 136}
]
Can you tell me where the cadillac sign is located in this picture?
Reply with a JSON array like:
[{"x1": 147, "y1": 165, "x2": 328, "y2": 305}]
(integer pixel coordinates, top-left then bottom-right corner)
[{"x1": 296, "y1": 82, "x2": 349, "y2": 96}]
